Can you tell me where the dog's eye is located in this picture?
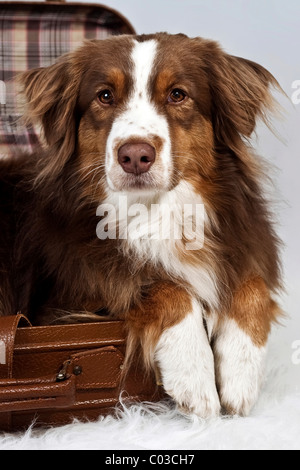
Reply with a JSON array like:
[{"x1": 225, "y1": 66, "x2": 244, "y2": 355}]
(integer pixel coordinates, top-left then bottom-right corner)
[
  {"x1": 97, "y1": 90, "x2": 114, "y2": 105},
  {"x1": 168, "y1": 88, "x2": 187, "y2": 104}
]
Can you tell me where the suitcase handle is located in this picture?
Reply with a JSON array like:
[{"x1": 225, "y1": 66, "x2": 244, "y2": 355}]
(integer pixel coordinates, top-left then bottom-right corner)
[
  {"x1": 0, "y1": 374, "x2": 76, "y2": 412},
  {"x1": 0, "y1": 314, "x2": 31, "y2": 379}
]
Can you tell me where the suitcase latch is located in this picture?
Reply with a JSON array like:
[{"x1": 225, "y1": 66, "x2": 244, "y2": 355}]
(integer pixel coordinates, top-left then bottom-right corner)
[{"x1": 56, "y1": 360, "x2": 71, "y2": 382}]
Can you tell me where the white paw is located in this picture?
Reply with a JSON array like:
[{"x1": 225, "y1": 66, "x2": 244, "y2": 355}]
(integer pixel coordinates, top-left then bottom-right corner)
[
  {"x1": 154, "y1": 300, "x2": 220, "y2": 419},
  {"x1": 219, "y1": 387, "x2": 258, "y2": 417},
  {"x1": 214, "y1": 318, "x2": 267, "y2": 416},
  {"x1": 217, "y1": 359, "x2": 264, "y2": 416},
  {"x1": 163, "y1": 371, "x2": 221, "y2": 418}
]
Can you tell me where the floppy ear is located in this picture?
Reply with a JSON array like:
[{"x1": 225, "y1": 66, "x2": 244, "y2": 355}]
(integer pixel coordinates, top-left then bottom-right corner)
[
  {"x1": 19, "y1": 54, "x2": 80, "y2": 181},
  {"x1": 205, "y1": 45, "x2": 280, "y2": 151}
]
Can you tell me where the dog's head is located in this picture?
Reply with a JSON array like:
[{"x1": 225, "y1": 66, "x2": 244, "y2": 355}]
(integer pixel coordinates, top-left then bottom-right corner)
[{"x1": 21, "y1": 33, "x2": 279, "y2": 197}]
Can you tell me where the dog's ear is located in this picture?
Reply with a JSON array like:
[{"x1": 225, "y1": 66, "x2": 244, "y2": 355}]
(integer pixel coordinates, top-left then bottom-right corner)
[
  {"x1": 204, "y1": 43, "x2": 280, "y2": 151},
  {"x1": 19, "y1": 54, "x2": 80, "y2": 180}
]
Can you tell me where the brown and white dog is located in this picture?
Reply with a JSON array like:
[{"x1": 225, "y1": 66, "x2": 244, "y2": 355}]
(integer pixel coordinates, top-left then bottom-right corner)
[{"x1": 0, "y1": 33, "x2": 282, "y2": 417}]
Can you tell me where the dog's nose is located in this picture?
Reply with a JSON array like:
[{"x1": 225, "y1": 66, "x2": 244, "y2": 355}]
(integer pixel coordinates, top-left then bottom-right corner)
[{"x1": 118, "y1": 142, "x2": 156, "y2": 175}]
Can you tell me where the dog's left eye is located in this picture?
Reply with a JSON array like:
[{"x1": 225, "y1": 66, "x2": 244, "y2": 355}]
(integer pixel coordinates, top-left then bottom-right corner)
[
  {"x1": 97, "y1": 90, "x2": 114, "y2": 105},
  {"x1": 168, "y1": 88, "x2": 187, "y2": 104}
]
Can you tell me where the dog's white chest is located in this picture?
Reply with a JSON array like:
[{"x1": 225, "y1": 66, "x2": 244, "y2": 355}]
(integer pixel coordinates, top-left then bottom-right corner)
[{"x1": 98, "y1": 181, "x2": 218, "y2": 308}]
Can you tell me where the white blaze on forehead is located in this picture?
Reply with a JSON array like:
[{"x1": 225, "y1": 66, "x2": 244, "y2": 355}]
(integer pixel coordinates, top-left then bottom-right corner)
[
  {"x1": 105, "y1": 39, "x2": 172, "y2": 190},
  {"x1": 131, "y1": 39, "x2": 157, "y2": 100}
]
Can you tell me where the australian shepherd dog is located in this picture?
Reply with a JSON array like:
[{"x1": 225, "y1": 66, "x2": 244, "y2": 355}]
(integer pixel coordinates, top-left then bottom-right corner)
[{"x1": 0, "y1": 33, "x2": 282, "y2": 417}]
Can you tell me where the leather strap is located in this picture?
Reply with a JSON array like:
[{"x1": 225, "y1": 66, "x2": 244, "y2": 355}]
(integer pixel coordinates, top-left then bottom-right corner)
[
  {"x1": 0, "y1": 375, "x2": 76, "y2": 413},
  {"x1": 0, "y1": 346, "x2": 123, "y2": 414},
  {"x1": 0, "y1": 314, "x2": 31, "y2": 430},
  {"x1": 0, "y1": 314, "x2": 31, "y2": 380}
]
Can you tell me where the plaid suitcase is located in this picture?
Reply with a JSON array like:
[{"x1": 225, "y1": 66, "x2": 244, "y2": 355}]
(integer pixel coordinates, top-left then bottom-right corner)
[{"x1": 0, "y1": 0, "x2": 135, "y2": 158}]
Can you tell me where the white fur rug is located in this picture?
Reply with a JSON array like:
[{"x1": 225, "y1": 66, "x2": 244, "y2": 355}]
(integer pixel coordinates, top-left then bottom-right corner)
[{"x1": 0, "y1": 312, "x2": 299, "y2": 450}]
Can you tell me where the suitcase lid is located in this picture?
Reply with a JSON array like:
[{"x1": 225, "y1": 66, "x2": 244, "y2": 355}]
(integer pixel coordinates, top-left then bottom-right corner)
[{"x1": 0, "y1": 1, "x2": 135, "y2": 158}]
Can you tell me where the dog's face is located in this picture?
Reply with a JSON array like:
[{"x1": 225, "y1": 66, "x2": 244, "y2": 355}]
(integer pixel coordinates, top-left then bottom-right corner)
[
  {"x1": 77, "y1": 35, "x2": 214, "y2": 194},
  {"x1": 21, "y1": 33, "x2": 277, "y2": 199}
]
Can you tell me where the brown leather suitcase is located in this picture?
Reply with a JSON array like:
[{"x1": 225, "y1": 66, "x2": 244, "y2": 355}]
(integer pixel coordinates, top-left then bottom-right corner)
[
  {"x1": 0, "y1": 3, "x2": 163, "y2": 432},
  {"x1": 0, "y1": 315, "x2": 163, "y2": 432}
]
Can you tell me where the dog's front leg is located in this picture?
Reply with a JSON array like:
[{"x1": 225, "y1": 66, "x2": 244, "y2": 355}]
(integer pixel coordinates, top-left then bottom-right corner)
[
  {"x1": 155, "y1": 299, "x2": 221, "y2": 418},
  {"x1": 213, "y1": 317, "x2": 267, "y2": 416},
  {"x1": 213, "y1": 277, "x2": 280, "y2": 416},
  {"x1": 126, "y1": 282, "x2": 220, "y2": 418}
]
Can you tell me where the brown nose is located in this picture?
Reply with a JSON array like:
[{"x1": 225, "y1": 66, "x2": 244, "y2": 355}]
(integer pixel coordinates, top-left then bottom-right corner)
[{"x1": 118, "y1": 142, "x2": 156, "y2": 175}]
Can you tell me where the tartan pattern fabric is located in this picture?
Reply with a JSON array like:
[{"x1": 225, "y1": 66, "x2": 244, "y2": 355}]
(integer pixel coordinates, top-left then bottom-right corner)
[{"x1": 0, "y1": 2, "x2": 134, "y2": 157}]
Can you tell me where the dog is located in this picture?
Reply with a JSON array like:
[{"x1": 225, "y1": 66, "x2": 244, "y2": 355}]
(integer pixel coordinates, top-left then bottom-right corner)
[{"x1": 0, "y1": 33, "x2": 282, "y2": 418}]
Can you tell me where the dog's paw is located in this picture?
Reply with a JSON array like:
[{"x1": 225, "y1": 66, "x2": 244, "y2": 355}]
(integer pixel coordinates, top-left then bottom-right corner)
[
  {"x1": 154, "y1": 302, "x2": 221, "y2": 419},
  {"x1": 214, "y1": 318, "x2": 267, "y2": 417},
  {"x1": 164, "y1": 375, "x2": 221, "y2": 419},
  {"x1": 218, "y1": 379, "x2": 260, "y2": 417}
]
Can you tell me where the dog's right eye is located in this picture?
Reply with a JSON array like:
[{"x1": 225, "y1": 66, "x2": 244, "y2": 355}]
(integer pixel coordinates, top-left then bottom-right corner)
[
  {"x1": 97, "y1": 90, "x2": 114, "y2": 105},
  {"x1": 168, "y1": 88, "x2": 187, "y2": 104}
]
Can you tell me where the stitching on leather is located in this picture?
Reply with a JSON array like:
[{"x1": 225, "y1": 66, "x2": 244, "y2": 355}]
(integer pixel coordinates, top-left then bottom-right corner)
[
  {"x1": 16, "y1": 339, "x2": 125, "y2": 352},
  {"x1": 73, "y1": 350, "x2": 123, "y2": 387}
]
